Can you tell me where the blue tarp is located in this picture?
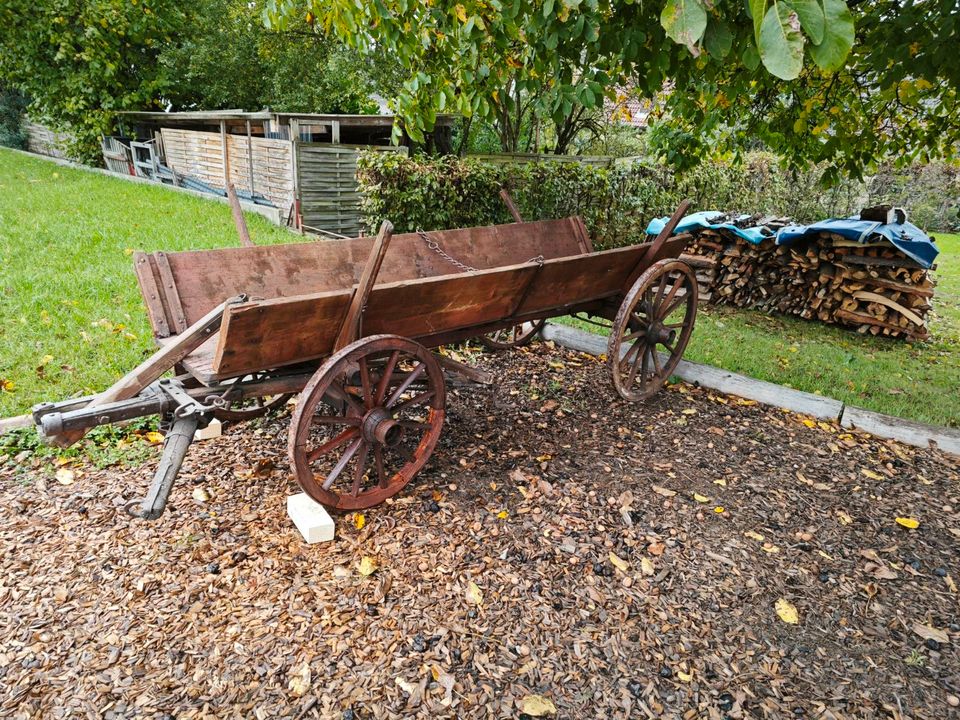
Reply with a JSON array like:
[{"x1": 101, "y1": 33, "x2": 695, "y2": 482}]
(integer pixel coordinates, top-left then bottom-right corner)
[
  {"x1": 775, "y1": 218, "x2": 939, "y2": 269},
  {"x1": 645, "y1": 211, "x2": 940, "y2": 268},
  {"x1": 645, "y1": 211, "x2": 772, "y2": 245}
]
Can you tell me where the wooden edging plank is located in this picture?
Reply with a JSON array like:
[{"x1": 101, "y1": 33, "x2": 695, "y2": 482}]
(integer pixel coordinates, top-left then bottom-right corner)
[{"x1": 541, "y1": 322, "x2": 958, "y2": 456}]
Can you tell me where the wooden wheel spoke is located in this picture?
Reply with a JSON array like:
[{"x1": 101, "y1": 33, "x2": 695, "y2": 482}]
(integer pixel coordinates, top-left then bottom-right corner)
[
  {"x1": 657, "y1": 278, "x2": 683, "y2": 320},
  {"x1": 652, "y1": 348, "x2": 663, "y2": 377},
  {"x1": 623, "y1": 329, "x2": 645, "y2": 343},
  {"x1": 398, "y1": 420, "x2": 430, "y2": 430},
  {"x1": 374, "y1": 350, "x2": 400, "y2": 405},
  {"x1": 311, "y1": 415, "x2": 361, "y2": 426},
  {"x1": 359, "y1": 356, "x2": 373, "y2": 409},
  {"x1": 326, "y1": 381, "x2": 363, "y2": 414},
  {"x1": 639, "y1": 345, "x2": 650, "y2": 384},
  {"x1": 374, "y1": 446, "x2": 387, "y2": 488},
  {"x1": 385, "y1": 362, "x2": 427, "y2": 408},
  {"x1": 660, "y1": 338, "x2": 677, "y2": 355},
  {"x1": 391, "y1": 390, "x2": 435, "y2": 414},
  {"x1": 307, "y1": 427, "x2": 359, "y2": 462},
  {"x1": 626, "y1": 346, "x2": 644, "y2": 388},
  {"x1": 321, "y1": 437, "x2": 363, "y2": 490},
  {"x1": 350, "y1": 442, "x2": 370, "y2": 497},
  {"x1": 660, "y1": 289, "x2": 688, "y2": 320},
  {"x1": 622, "y1": 338, "x2": 644, "y2": 367}
]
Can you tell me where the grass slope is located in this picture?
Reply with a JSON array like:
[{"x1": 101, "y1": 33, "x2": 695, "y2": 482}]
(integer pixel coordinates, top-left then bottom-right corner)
[{"x1": 0, "y1": 149, "x2": 302, "y2": 418}]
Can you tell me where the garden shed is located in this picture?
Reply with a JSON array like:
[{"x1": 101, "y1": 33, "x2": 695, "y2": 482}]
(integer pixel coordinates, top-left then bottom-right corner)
[{"x1": 105, "y1": 110, "x2": 455, "y2": 237}]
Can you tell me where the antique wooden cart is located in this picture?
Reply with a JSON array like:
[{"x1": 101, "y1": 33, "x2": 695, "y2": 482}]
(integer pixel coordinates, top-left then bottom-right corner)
[{"x1": 27, "y1": 202, "x2": 697, "y2": 518}]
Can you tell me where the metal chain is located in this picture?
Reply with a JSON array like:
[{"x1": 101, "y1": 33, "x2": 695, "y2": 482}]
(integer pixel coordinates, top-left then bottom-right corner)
[{"x1": 416, "y1": 228, "x2": 544, "y2": 272}]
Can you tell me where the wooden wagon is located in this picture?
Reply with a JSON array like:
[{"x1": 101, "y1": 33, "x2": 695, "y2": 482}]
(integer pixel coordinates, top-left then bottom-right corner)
[{"x1": 28, "y1": 201, "x2": 697, "y2": 518}]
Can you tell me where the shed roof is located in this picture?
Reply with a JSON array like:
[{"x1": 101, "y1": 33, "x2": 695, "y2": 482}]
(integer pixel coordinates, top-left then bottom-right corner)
[{"x1": 117, "y1": 110, "x2": 457, "y2": 127}]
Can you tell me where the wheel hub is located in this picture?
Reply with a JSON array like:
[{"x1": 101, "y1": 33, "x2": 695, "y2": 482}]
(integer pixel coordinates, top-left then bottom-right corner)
[
  {"x1": 647, "y1": 322, "x2": 676, "y2": 345},
  {"x1": 361, "y1": 407, "x2": 403, "y2": 447}
]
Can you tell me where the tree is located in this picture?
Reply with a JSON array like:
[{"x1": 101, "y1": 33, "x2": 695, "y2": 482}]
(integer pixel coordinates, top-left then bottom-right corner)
[
  {"x1": 266, "y1": 0, "x2": 957, "y2": 174},
  {"x1": 0, "y1": 0, "x2": 189, "y2": 162}
]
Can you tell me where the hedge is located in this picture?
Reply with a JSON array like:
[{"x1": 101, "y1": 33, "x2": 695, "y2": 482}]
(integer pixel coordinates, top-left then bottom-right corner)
[{"x1": 356, "y1": 152, "x2": 959, "y2": 250}]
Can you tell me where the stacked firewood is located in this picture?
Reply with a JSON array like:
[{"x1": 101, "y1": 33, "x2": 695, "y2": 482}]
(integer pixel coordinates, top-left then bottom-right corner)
[{"x1": 681, "y1": 215, "x2": 935, "y2": 341}]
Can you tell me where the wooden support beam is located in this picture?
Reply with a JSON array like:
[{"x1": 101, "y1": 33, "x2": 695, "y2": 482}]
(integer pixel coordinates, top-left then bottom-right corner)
[
  {"x1": 219, "y1": 119, "x2": 230, "y2": 189},
  {"x1": 226, "y1": 183, "x2": 254, "y2": 247},
  {"x1": 499, "y1": 189, "x2": 524, "y2": 223},
  {"x1": 333, "y1": 221, "x2": 394, "y2": 352}
]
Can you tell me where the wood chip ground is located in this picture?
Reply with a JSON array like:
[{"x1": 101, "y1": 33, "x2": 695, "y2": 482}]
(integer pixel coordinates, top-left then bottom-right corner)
[{"x1": 1, "y1": 342, "x2": 958, "y2": 719}]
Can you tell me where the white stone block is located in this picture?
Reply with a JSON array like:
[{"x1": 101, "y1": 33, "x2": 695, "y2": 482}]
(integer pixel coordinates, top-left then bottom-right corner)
[
  {"x1": 287, "y1": 493, "x2": 336, "y2": 544},
  {"x1": 194, "y1": 418, "x2": 222, "y2": 442}
]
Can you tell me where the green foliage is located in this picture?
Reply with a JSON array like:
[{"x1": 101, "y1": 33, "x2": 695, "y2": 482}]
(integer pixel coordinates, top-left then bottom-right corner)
[
  {"x1": 159, "y1": 0, "x2": 377, "y2": 114},
  {"x1": 0, "y1": 88, "x2": 28, "y2": 150},
  {"x1": 0, "y1": 0, "x2": 189, "y2": 163}
]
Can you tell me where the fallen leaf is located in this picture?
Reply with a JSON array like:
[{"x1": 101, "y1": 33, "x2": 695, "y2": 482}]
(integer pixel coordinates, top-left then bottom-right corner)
[
  {"x1": 693, "y1": 493, "x2": 710, "y2": 503},
  {"x1": 775, "y1": 598, "x2": 799, "y2": 624},
  {"x1": 353, "y1": 513, "x2": 366, "y2": 530},
  {"x1": 761, "y1": 543, "x2": 780, "y2": 553},
  {"x1": 713, "y1": 478, "x2": 727, "y2": 486},
  {"x1": 287, "y1": 663, "x2": 311, "y2": 697},
  {"x1": 895, "y1": 516, "x2": 919, "y2": 529},
  {"x1": 743, "y1": 530, "x2": 765, "y2": 541},
  {"x1": 647, "y1": 541, "x2": 665, "y2": 556},
  {"x1": 609, "y1": 552, "x2": 629, "y2": 573},
  {"x1": 496, "y1": 510, "x2": 508, "y2": 519},
  {"x1": 652, "y1": 484, "x2": 676, "y2": 497},
  {"x1": 54, "y1": 468, "x2": 75, "y2": 486},
  {"x1": 465, "y1": 580, "x2": 483, "y2": 606},
  {"x1": 520, "y1": 694, "x2": 557, "y2": 716},
  {"x1": 143, "y1": 431, "x2": 165, "y2": 445},
  {"x1": 714, "y1": 506, "x2": 725, "y2": 514},
  {"x1": 862, "y1": 468, "x2": 885, "y2": 481},
  {"x1": 676, "y1": 670, "x2": 693, "y2": 682},
  {"x1": 192, "y1": 487, "x2": 210, "y2": 503},
  {"x1": 357, "y1": 556, "x2": 378, "y2": 576},
  {"x1": 801, "y1": 418, "x2": 816, "y2": 428},
  {"x1": 864, "y1": 562, "x2": 897, "y2": 580},
  {"x1": 395, "y1": 677, "x2": 418, "y2": 695},
  {"x1": 431, "y1": 665, "x2": 455, "y2": 706},
  {"x1": 912, "y1": 622, "x2": 949, "y2": 645},
  {"x1": 681, "y1": 408, "x2": 697, "y2": 415},
  {"x1": 640, "y1": 558, "x2": 655, "y2": 576},
  {"x1": 836, "y1": 510, "x2": 853, "y2": 525}
]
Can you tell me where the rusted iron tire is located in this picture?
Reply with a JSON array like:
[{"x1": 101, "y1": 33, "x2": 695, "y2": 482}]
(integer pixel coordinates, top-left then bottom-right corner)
[
  {"x1": 288, "y1": 334, "x2": 445, "y2": 511},
  {"x1": 608, "y1": 259, "x2": 698, "y2": 402},
  {"x1": 479, "y1": 319, "x2": 546, "y2": 350}
]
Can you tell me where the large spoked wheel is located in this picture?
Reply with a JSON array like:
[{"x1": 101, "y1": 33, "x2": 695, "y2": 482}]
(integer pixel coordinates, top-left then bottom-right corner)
[
  {"x1": 608, "y1": 259, "x2": 698, "y2": 401},
  {"x1": 288, "y1": 335, "x2": 446, "y2": 511},
  {"x1": 480, "y1": 319, "x2": 546, "y2": 350},
  {"x1": 214, "y1": 372, "x2": 292, "y2": 422}
]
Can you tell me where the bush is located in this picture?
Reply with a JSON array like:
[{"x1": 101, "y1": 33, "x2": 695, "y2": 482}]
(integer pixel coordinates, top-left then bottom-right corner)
[
  {"x1": 357, "y1": 152, "x2": 959, "y2": 248},
  {"x1": 0, "y1": 88, "x2": 28, "y2": 150}
]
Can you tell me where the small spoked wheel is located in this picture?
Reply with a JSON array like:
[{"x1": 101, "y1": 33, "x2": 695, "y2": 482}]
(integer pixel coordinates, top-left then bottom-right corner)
[
  {"x1": 214, "y1": 372, "x2": 292, "y2": 422},
  {"x1": 608, "y1": 259, "x2": 698, "y2": 401},
  {"x1": 288, "y1": 334, "x2": 446, "y2": 510},
  {"x1": 480, "y1": 319, "x2": 545, "y2": 350}
]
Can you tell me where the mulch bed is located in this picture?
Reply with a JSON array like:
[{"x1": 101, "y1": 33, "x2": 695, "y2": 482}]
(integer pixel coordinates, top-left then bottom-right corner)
[{"x1": 1, "y1": 341, "x2": 958, "y2": 719}]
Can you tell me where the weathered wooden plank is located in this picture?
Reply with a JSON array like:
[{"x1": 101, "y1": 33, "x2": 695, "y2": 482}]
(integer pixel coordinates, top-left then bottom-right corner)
[
  {"x1": 133, "y1": 253, "x2": 172, "y2": 338},
  {"x1": 334, "y1": 221, "x2": 393, "y2": 351}
]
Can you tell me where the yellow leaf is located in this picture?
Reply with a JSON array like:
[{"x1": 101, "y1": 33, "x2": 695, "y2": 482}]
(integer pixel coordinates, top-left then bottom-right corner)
[
  {"x1": 775, "y1": 598, "x2": 799, "y2": 624},
  {"x1": 652, "y1": 484, "x2": 676, "y2": 497},
  {"x1": 39, "y1": 354, "x2": 54, "y2": 366},
  {"x1": 454, "y1": 3, "x2": 467, "y2": 22},
  {"x1": 55, "y1": 468, "x2": 75, "y2": 485},
  {"x1": 681, "y1": 408, "x2": 697, "y2": 415},
  {"x1": 353, "y1": 513, "x2": 366, "y2": 530},
  {"x1": 743, "y1": 530, "x2": 765, "y2": 541},
  {"x1": 143, "y1": 431, "x2": 165, "y2": 445},
  {"x1": 801, "y1": 418, "x2": 816, "y2": 428},
  {"x1": 895, "y1": 516, "x2": 919, "y2": 529},
  {"x1": 693, "y1": 493, "x2": 710, "y2": 503},
  {"x1": 713, "y1": 478, "x2": 727, "y2": 486},
  {"x1": 861, "y1": 469, "x2": 884, "y2": 481},
  {"x1": 836, "y1": 510, "x2": 853, "y2": 525},
  {"x1": 357, "y1": 556, "x2": 378, "y2": 576},
  {"x1": 609, "y1": 552, "x2": 629, "y2": 573},
  {"x1": 496, "y1": 510, "x2": 508, "y2": 519},
  {"x1": 677, "y1": 670, "x2": 693, "y2": 682},
  {"x1": 761, "y1": 543, "x2": 780, "y2": 553},
  {"x1": 192, "y1": 487, "x2": 209, "y2": 503},
  {"x1": 640, "y1": 557, "x2": 655, "y2": 576},
  {"x1": 0, "y1": 378, "x2": 15, "y2": 392},
  {"x1": 714, "y1": 506, "x2": 725, "y2": 514},
  {"x1": 736, "y1": 398, "x2": 757, "y2": 406},
  {"x1": 465, "y1": 580, "x2": 483, "y2": 606},
  {"x1": 520, "y1": 695, "x2": 557, "y2": 716}
]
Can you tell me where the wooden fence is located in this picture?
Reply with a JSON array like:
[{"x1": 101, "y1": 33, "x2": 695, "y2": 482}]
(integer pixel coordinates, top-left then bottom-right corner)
[
  {"x1": 296, "y1": 143, "x2": 407, "y2": 237},
  {"x1": 160, "y1": 128, "x2": 296, "y2": 211},
  {"x1": 24, "y1": 121, "x2": 69, "y2": 159}
]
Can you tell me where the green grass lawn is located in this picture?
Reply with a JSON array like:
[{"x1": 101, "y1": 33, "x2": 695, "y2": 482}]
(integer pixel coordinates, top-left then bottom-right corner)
[
  {"x1": 1, "y1": 147, "x2": 957, "y2": 428},
  {"x1": 0, "y1": 148, "x2": 302, "y2": 419}
]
